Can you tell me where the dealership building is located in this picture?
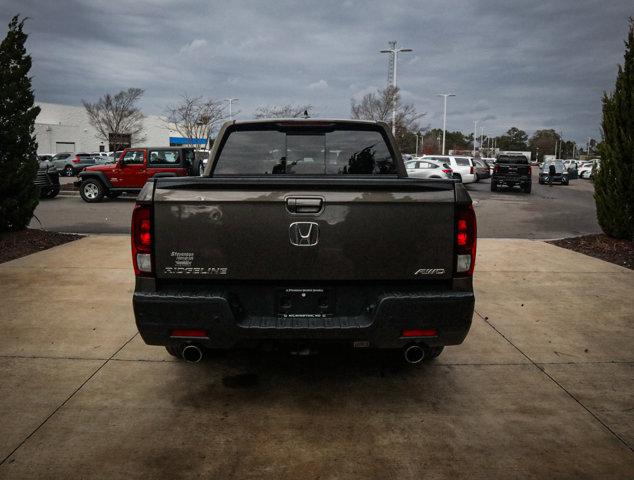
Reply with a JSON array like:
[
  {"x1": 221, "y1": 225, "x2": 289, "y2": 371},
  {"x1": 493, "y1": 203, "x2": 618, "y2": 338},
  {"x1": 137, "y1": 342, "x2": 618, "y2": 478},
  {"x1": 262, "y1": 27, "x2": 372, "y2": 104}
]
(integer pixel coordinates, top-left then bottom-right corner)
[{"x1": 34, "y1": 102, "x2": 201, "y2": 155}]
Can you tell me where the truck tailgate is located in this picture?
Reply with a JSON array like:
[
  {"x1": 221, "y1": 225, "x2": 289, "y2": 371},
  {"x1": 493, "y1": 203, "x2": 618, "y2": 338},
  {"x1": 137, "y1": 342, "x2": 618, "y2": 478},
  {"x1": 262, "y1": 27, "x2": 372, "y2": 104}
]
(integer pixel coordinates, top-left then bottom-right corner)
[{"x1": 152, "y1": 178, "x2": 456, "y2": 281}]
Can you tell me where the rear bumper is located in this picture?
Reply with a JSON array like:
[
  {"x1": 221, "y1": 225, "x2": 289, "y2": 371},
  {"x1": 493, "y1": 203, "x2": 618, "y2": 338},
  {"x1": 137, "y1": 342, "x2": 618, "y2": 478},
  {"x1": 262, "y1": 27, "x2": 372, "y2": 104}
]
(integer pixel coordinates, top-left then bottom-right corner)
[
  {"x1": 133, "y1": 282, "x2": 474, "y2": 350},
  {"x1": 492, "y1": 175, "x2": 530, "y2": 185}
]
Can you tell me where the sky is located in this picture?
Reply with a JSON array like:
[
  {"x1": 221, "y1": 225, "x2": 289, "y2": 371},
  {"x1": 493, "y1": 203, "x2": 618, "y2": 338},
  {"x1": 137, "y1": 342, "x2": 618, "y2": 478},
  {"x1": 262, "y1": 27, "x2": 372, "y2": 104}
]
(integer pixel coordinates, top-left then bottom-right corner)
[{"x1": 1, "y1": 0, "x2": 632, "y2": 143}]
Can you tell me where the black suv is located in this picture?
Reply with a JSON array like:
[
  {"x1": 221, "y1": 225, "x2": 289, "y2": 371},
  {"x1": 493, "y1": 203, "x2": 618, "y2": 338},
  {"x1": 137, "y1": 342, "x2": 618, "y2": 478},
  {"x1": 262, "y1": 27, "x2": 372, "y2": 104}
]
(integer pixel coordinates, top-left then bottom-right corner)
[{"x1": 491, "y1": 155, "x2": 531, "y2": 193}]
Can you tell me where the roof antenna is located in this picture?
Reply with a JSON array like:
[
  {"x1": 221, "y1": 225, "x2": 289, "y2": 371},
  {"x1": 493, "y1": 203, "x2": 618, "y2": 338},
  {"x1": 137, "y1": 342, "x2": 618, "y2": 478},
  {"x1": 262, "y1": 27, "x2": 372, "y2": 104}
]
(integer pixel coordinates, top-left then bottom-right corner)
[{"x1": 303, "y1": 109, "x2": 310, "y2": 119}]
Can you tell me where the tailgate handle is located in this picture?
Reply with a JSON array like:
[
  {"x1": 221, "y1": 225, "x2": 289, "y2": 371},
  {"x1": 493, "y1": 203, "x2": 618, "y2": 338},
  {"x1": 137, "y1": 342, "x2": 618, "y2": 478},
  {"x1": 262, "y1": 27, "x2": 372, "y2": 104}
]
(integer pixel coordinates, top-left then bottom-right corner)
[{"x1": 286, "y1": 197, "x2": 323, "y2": 214}]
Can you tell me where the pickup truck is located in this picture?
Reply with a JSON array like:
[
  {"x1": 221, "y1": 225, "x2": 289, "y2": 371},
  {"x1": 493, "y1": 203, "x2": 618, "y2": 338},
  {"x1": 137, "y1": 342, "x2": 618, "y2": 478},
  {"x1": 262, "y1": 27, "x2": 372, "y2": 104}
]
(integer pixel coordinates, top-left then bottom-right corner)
[
  {"x1": 76, "y1": 147, "x2": 199, "y2": 202},
  {"x1": 491, "y1": 155, "x2": 532, "y2": 193},
  {"x1": 132, "y1": 119, "x2": 477, "y2": 365}
]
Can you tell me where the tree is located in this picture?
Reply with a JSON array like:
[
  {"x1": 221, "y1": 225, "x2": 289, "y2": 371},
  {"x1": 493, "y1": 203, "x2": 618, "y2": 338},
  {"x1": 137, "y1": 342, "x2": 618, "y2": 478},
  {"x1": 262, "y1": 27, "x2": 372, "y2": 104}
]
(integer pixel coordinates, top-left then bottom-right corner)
[
  {"x1": 350, "y1": 86, "x2": 424, "y2": 151},
  {"x1": 496, "y1": 127, "x2": 529, "y2": 151},
  {"x1": 82, "y1": 88, "x2": 146, "y2": 150},
  {"x1": 254, "y1": 104, "x2": 313, "y2": 119},
  {"x1": 595, "y1": 18, "x2": 634, "y2": 239},
  {"x1": 0, "y1": 16, "x2": 40, "y2": 232},
  {"x1": 529, "y1": 129, "x2": 560, "y2": 162},
  {"x1": 164, "y1": 94, "x2": 227, "y2": 150}
]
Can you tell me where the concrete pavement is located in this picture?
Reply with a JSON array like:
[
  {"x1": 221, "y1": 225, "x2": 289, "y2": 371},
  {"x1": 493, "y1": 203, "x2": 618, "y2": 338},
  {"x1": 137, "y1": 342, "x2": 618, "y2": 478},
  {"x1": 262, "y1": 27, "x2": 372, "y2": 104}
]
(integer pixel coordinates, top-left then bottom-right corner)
[{"x1": 0, "y1": 236, "x2": 632, "y2": 479}]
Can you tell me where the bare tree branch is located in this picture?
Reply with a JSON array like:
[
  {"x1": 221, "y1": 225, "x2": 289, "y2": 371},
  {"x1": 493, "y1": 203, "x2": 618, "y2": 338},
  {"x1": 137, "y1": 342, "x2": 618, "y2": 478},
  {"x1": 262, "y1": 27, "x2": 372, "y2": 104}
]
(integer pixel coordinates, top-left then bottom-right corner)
[
  {"x1": 164, "y1": 94, "x2": 228, "y2": 150},
  {"x1": 82, "y1": 88, "x2": 146, "y2": 149},
  {"x1": 351, "y1": 86, "x2": 425, "y2": 148},
  {"x1": 254, "y1": 104, "x2": 313, "y2": 119}
]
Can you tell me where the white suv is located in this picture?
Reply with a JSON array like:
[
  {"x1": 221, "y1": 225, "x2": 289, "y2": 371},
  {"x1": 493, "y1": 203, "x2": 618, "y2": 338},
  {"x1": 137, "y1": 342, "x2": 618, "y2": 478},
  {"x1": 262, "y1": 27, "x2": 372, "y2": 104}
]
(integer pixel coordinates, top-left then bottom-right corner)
[{"x1": 422, "y1": 155, "x2": 477, "y2": 183}]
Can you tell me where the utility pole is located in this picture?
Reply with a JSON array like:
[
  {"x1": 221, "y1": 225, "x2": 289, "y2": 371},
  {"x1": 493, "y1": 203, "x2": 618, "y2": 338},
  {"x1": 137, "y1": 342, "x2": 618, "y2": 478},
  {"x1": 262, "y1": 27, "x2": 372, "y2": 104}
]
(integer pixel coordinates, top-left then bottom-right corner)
[
  {"x1": 473, "y1": 120, "x2": 478, "y2": 156},
  {"x1": 381, "y1": 42, "x2": 413, "y2": 135},
  {"x1": 437, "y1": 94, "x2": 455, "y2": 155},
  {"x1": 225, "y1": 98, "x2": 238, "y2": 120}
]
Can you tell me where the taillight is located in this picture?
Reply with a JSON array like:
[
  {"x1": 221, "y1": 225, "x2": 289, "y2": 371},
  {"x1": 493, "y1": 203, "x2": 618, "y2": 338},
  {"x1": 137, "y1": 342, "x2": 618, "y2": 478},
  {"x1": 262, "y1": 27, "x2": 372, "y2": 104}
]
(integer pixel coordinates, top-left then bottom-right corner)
[
  {"x1": 442, "y1": 169, "x2": 452, "y2": 174},
  {"x1": 494, "y1": 164, "x2": 500, "y2": 174},
  {"x1": 470, "y1": 166, "x2": 475, "y2": 174},
  {"x1": 131, "y1": 204, "x2": 153, "y2": 276},
  {"x1": 72, "y1": 156, "x2": 81, "y2": 163},
  {"x1": 527, "y1": 165, "x2": 532, "y2": 175},
  {"x1": 455, "y1": 204, "x2": 477, "y2": 276}
]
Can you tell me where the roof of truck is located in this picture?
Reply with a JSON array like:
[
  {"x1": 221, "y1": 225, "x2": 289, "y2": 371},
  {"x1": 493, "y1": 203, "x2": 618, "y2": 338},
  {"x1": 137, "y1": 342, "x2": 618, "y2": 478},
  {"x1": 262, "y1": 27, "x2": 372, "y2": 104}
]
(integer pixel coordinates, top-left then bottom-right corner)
[{"x1": 227, "y1": 118, "x2": 385, "y2": 127}]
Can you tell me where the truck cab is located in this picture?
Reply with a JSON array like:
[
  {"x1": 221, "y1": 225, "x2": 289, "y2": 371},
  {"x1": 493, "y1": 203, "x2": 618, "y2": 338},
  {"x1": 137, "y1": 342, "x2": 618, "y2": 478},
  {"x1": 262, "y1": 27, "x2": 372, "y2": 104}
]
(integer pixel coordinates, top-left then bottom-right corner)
[{"x1": 77, "y1": 147, "x2": 199, "y2": 202}]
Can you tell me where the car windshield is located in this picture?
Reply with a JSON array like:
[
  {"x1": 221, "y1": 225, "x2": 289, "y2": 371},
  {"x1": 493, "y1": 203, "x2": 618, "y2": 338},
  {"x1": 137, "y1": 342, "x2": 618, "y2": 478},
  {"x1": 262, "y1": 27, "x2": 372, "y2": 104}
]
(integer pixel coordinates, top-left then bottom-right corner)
[{"x1": 213, "y1": 125, "x2": 396, "y2": 175}]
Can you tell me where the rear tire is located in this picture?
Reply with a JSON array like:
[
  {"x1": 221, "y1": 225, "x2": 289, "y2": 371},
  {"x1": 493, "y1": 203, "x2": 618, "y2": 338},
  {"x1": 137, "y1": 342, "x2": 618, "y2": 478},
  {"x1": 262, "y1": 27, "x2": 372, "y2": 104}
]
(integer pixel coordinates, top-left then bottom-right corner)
[
  {"x1": 79, "y1": 178, "x2": 105, "y2": 203},
  {"x1": 165, "y1": 345, "x2": 181, "y2": 358},
  {"x1": 40, "y1": 185, "x2": 60, "y2": 199},
  {"x1": 523, "y1": 183, "x2": 532, "y2": 194},
  {"x1": 490, "y1": 182, "x2": 498, "y2": 192},
  {"x1": 424, "y1": 346, "x2": 444, "y2": 360}
]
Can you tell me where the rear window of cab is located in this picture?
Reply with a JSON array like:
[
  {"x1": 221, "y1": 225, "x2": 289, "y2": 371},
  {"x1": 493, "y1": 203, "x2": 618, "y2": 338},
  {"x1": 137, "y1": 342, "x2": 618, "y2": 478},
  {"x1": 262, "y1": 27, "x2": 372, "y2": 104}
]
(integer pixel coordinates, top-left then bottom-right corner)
[{"x1": 213, "y1": 126, "x2": 397, "y2": 175}]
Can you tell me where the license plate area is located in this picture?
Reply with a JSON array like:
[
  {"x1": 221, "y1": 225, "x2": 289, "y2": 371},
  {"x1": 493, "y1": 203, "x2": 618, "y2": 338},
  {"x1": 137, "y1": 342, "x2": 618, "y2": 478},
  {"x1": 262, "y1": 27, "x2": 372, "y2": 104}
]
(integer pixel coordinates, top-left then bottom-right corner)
[{"x1": 277, "y1": 288, "x2": 334, "y2": 318}]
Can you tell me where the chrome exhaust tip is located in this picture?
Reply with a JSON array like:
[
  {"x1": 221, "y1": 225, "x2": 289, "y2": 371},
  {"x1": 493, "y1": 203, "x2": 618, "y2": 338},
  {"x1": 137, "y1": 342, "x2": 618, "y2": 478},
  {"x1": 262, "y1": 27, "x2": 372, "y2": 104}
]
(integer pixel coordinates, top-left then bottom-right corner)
[
  {"x1": 403, "y1": 344, "x2": 425, "y2": 364},
  {"x1": 181, "y1": 344, "x2": 204, "y2": 363}
]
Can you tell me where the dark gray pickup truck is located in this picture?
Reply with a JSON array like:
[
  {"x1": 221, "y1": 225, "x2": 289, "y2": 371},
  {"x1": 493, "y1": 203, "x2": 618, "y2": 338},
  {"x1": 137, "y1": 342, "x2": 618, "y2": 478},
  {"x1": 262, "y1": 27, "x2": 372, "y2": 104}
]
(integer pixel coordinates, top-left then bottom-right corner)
[{"x1": 132, "y1": 119, "x2": 476, "y2": 364}]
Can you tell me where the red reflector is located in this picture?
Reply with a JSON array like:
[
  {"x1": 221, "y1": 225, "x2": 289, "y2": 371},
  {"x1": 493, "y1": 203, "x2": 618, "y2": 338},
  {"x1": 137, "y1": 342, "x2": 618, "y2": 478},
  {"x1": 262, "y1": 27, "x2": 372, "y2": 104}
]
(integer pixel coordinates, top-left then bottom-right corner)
[
  {"x1": 402, "y1": 329, "x2": 438, "y2": 337},
  {"x1": 170, "y1": 329, "x2": 207, "y2": 338}
]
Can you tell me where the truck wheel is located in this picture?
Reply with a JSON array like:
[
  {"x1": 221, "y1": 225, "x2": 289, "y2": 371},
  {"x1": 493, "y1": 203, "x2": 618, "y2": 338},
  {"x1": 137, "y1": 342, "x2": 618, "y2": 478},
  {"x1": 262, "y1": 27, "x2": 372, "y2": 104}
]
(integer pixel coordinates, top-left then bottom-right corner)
[
  {"x1": 165, "y1": 345, "x2": 181, "y2": 358},
  {"x1": 523, "y1": 183, "x2": 532, "y2": 194},
  {"x1": 80, "y1": 179, "x2": 105, "y2": 203},
  {"x1": 41, "y1": 185, "x2": 60, "y2": 199},
  {"x1": 490, "y1": 182, "x2": 498, "y2": 192},
  {"x1": 424, "y1": 346, "x2": 444, "y2": 360}
]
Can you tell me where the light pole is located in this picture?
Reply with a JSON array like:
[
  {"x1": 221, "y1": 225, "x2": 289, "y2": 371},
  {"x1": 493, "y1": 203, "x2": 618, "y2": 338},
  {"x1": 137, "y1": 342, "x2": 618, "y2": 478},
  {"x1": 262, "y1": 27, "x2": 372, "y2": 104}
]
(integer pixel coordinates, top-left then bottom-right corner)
[
  {"x1": 437, "y1": 93, "x2": 455, "y2": 155},
  {"x1": 473, "y1": 120, "x2": 478, "y2": 156},
  {"x1": 225, "y1": 98, "x2": 238, "y2": 120},
  {"x1": 480, "y1": 126, "x2": 484, "y2": 156},
  {"x1": 381, "y1": 42, "x2": 413, "y2": 135}
]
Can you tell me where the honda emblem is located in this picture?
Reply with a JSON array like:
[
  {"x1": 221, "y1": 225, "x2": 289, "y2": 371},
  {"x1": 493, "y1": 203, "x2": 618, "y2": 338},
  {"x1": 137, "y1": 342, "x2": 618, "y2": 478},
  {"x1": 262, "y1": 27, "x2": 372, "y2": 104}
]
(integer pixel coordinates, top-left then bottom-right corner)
[{"x1": 289, "y1": 222, "x2": 319, "y2": 246}]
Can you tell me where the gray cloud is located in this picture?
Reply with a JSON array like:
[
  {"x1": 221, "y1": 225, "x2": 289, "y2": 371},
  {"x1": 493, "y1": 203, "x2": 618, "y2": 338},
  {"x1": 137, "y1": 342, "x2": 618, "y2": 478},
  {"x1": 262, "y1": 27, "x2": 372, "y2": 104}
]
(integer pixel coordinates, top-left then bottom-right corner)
[{"x1": 1, "y1": 0, "x2": 631, "y2": 142}]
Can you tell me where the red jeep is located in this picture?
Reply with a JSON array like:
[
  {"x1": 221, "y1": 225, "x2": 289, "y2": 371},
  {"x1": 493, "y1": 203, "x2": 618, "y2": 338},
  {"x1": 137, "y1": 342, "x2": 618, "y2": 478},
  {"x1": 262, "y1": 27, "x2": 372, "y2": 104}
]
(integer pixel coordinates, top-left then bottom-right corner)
[{"x1": 77, "y1": 147, "x2": 199, "y2": 202}]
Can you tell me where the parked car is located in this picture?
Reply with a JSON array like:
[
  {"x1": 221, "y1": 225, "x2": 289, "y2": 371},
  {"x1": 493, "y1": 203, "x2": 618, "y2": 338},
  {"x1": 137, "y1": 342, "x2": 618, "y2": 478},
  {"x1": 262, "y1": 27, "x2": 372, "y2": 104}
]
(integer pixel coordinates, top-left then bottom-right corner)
[
  {"x1": 563, "y1": 160, "x2": 579, "y2": 179},
  {"x1": 35, "y1": 158, "x2": 60, "y2": 199},
  {"x1": 132, "y1": 119, "x2": 477, "y2": 364},
  {"x1": 578, "y1": 163, "x2": 593, "y2": 179},
  {"x1": 422, "y1": 155, "x2": 477, "y2": 183},
  {"x1": 76, "y1": 146, "x2": 200, "y2": 202},
  {"x1": 539, "y1": 160, "x2": 569, "y2": 185},
  {"x1": 491, "y1": 155, "x2": 532, "y2": 193},
  {"x1": 52, "y1": 152, "x2": 98, "y2": 176},
  {"x1": 473, "y1": 159, "x2": 490, "y2": 180},
  {"x1": 405, "y1": 158, "x2": 453, "y2": 179},
  {"x1": 481, "y1": 158, "x2": 496, "y2": 174},
  {"x1": 38, "y1": 154, "x2": 53, "y2": 162}
]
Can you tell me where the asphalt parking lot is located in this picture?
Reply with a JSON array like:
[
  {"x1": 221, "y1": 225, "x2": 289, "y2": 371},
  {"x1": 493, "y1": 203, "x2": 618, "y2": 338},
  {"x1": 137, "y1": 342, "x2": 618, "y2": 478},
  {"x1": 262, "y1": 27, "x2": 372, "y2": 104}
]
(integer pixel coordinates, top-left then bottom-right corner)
[
  {"x1": 32, "y1": 173, "x2": 601, "y2": 238},
  {"x1": 1, "y1": 236, "x2": 632, "y2": 478}
]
